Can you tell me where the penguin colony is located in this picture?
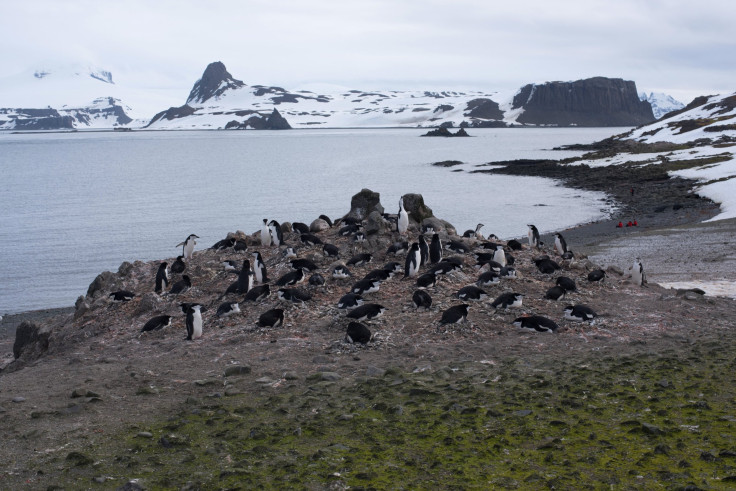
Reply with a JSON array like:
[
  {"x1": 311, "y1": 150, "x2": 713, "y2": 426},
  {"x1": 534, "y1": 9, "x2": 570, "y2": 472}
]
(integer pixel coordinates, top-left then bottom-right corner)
[{"x1": 106, "y1": 195, "x2": 648, "y2": 344}]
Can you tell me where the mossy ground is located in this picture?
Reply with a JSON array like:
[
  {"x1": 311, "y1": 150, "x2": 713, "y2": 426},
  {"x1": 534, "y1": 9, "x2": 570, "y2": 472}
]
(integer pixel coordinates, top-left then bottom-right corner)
[{"x1": 40, "y1": 340, "x2": 736, "y2": 490}]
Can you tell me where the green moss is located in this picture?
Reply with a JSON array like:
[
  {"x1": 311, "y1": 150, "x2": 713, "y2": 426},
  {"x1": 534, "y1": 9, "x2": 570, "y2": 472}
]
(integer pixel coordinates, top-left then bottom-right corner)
[{"x1": 23, "y1": 347, "x2": 736, "y2": 489}]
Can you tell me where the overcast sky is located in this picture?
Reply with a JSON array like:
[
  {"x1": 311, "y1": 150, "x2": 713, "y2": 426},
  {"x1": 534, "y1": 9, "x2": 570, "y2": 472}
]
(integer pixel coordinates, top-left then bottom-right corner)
[{"x1": 2, "y1": 0, "x2": 735, "y2": 103}]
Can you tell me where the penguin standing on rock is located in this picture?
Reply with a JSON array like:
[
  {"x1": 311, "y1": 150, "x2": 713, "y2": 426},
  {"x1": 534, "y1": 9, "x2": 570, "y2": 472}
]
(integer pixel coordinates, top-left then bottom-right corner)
[
  {"x1": 404, "y1": 243, "x2": 421, "y2": 278},
  {"x1": 493, "y1": 245, "x2": 507, "y2": 267},
  {"x1": 252, "y1": 252, "x2": 268, "y2": 284},
  {"x1": 527, "y1": 225, "x2": 541, "y2": 249},
  {"x1": 176, "y1": 234, "x2": 199, "y2": 260},
  {"x1": 398, "y1": 197, "x2": 409, "y2": 235},
  {"x1": 554, "y1": 233, "x2": 568, "y2": 256},
  {"x1": 429, "y1": 234, "x2": 443, "y2": 264},
  {"x1": 261, "y1": 219, "x2": 272, "y2": 247},
  {"x1": 631, "y1": 258, "x2": 646, "y2": 286},
  {"x1": 155, "y1": 262, "x2": 169, "y2": 293},
  {"x1": 185, "y1": 304, "x2": 204, "y2": 340},
  {"x1": 418, "y1": 235, "x2": 429, "y2": 266},
  {"x1": 268, "y1": 220, "x2": 283, "y2": 247}
]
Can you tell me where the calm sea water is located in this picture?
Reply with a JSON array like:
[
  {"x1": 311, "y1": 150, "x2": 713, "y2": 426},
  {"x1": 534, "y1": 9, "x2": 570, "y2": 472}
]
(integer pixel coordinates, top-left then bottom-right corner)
[{"x1": 0, "y1": 127, "x2": 621, "y2": 314}]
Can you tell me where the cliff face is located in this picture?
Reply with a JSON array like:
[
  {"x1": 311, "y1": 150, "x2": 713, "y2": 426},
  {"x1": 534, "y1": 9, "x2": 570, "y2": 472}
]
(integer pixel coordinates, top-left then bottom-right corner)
[{"x1": 512, "y1": 77, "x2": 655, "y2": 127}]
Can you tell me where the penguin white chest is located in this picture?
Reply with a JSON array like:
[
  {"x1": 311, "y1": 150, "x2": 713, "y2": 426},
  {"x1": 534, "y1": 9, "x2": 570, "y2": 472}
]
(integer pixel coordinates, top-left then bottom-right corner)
[
  {"x1": 191, "y1": 309, "x2": 203, "y2": 340},
  {"x1": 493, "y1": 248, "x2": 506, "y2": 267}
]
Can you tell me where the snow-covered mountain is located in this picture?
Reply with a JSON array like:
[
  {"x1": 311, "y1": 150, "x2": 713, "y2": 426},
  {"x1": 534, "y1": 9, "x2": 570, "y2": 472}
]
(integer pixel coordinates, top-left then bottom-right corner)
[
  {"x1": 0, "y1": 97, "x2": 133, "y2": 130},
  {"x1": 146, "y1": 62, "x2": 659, "y2": 130},
  {"x1": 623, "y1": 92, "x2": 736, "y2": 144},
  {"x1": 639, "y1": 92, "x2": 685, "y2": 119}
]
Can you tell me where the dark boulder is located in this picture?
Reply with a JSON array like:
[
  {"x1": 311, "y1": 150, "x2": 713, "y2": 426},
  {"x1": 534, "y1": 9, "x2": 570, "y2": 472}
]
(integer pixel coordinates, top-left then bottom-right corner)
[
  {"x1": 347, "y1": 189, "x2": 384, "y2": 220},
  {"x1": 13, "y1": 321, "x2": 51, "y2": 360},
  {"x1": 401, "y1": 194, "x2": 433, "y2": 224}
]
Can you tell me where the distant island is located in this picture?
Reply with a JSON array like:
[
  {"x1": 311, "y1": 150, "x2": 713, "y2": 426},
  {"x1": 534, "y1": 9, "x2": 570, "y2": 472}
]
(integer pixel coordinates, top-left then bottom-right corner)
[{"x1": 421, "y1": 127, "x2": 470, "y2": 137}]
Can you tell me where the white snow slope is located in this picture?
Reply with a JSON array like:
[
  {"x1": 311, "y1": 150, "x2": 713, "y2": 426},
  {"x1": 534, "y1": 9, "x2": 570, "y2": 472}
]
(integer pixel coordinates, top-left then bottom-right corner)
[{"x1": 577, "y1": 92, "x2": 736, "y2": 221}]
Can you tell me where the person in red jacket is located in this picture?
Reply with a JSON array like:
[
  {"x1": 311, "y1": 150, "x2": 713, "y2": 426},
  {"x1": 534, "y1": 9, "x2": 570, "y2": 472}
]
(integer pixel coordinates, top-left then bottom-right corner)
[{"x1": 616, "y1": 221, "x2": 623, "y2": 228}]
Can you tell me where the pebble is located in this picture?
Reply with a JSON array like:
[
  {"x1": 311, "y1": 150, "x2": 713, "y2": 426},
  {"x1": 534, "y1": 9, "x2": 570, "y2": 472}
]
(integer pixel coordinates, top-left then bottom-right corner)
[
  {"x1": 319, "y1": 372, "x2": 341, "y2": 381},
  {"x1": 224, "y1": 365, "x2": 251, "y2": 377},
  {"x1": 12, "y1": 397, "x2": 25, "y2": 403},
  {"x1": 365, "y1": 366, "x2": 385, "y2": 377},
  {"x1": 137, "y1": 432, "x2": 153, "y2": 438}
]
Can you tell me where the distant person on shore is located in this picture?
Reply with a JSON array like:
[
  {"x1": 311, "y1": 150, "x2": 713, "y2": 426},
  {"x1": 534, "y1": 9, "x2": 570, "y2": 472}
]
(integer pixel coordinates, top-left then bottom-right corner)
[
  {"x1": 631, "y1": 187, "x2": 635, "y2": 196},
  {"x1": 616, "y1": 221, "x2": 623, "y2": 228}
]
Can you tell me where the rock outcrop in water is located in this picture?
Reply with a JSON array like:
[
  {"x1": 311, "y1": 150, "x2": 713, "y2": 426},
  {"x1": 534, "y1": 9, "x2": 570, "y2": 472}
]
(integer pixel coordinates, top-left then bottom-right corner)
[{"x1": 512, "y1": 77, "x2": 655, "y2": 126}]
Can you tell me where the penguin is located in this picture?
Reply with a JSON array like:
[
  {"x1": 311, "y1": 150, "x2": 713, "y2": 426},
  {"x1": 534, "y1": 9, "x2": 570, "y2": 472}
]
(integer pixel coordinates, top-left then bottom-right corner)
[
  {"x1": 352, "y1": 278, "x2": 381, "y2": 295},
  {"x1": 168, "y1": 275, "x2": 191, "y2": 295},
  {"x1": 140, "y1": 314, "x2": 172, "y2": 333},
  {"x1": 284, "y1": 246, "x2": 298, "y2": 259},
  {"x1": 587, "y1": 269, "x2": 606, "y2": 282},
  {"x1": 252, "y1": 252, "x2": 269, "y2": 283},
  {"x1": 544, "y1": 285, "x2": 567, "y2": 301},
  {"x1": 258, "y1": 308, "x2": 284, "y2": 328},
  {"x1": 512, "y1": 315, "x2": 559, "y2": 333},
  {"x1": 556, "y1": 276, "x2": 577, "y2": 292},
  {"x1": 292, "y1": 222, "x2": 310, "y2": 235},
  {"x1": 291, "y1": 258, "x2": 318, "y2": 272},
  {"x1": 477, "y1": 258, "x2": 503, "y2": 272},
  {"x1": 276, "y1": 269, "x2": 305, "y2": 287},
  {"x1": 463, "y1": 223, "x2": 484, "y2": 239},
  {"x1": 341, "y1": 216, "x2": 361, "y2": 226},
  {"x1": 353, "y1": 231, "x2": 366, "y2": 244},
  {"x1": 300, "y1": 233, "x2": 323, "y2": 246},
  {"x1": 319, "y1": 215, "x2": 333, "y2": 227},
  {"x1": 309, "y1": 273, "x2": 325, "y2": 286},
  {"x1": 491, "y1": 292, "x2": 523, "y2": 309},
  {"x1": 233, "y1": 240, "x2": 248, "y2": 253},
  {"x1": 631, "y1": 258, "x2": 646, "y2": 286},
  {"x1": 332, "y1": 265, "x2": 352, "y2": 279},
  {"x1": 225, "y1": 261, "x2": 253, "y2": 295},
  {"x1": 429, "y1": 234, "x2": 443, "y2": 264},
  {"x1": 216, "y1": 302, "x2": 240, "y2": 318},
  {"x1": 412, "y1": 289, "x2": 433, "y2": 310},
  {"x1": 347, "y1": 253, "x2": 373, "y2": 267},
  {"x1": 363, "y1": 269, "x2": 393, "y2": 282},
  {"x1": 155, "y1": 261, "x2": 169, "y2": 293},
  {"x1": 277, "y1": 288, "x2": 312, "y2": 304},
  {"x1": 476, "y1": 271, "x2": 500, "y2": 287},
  {"x1": 339, "y1": 223, "x2": 362, "y2": 236},
  {"x1": 418, "y1": 235, "x2": 429, "y2": 266},
  {"x1": 211, "y1": 237, "x2": 235, "y2": 251},
  {"x1": 171, "y1": 256, "x2": 186, "y2": 274},
  {"x1": 416, "y1": 272, "x2": 437, "y2": 289},
  {"x1": 422, "y1": 224, "x2": 435, "y2": 234},
  {"x1": 554, "y1": 233, "x2": 568, "y2": 256},
  {"x1": 176, "y1": 234, "x2": 199, "y2": 260},
  {"x1": 446, "y1": 240, "x2": 470, "y2": 254},
  {"x1": 507, "y1": 239, "x2": 523, "y2": 251},
  {"x1": 397, "y1": 197, "x2": 409, "y2": 235},
  {"x1": 534, "y1": 257, "x2": 561, "y2": 274},
  {"x1": 261, "y1": 219, "x2": 272, "y2": 247},
  {"x1": 457, "y1": 285, "x2": 488, "y2": 301},
  {"x1": 337, "y1": 293, "x2": 363, "y2": 310},
  {"x1": 345, "y1": 322, "x2": 372, "y2": 344},
  {"x1": 440, "y1": 304, "x2": 470, "y2": 325},
  {"x1": 268, "y1": 220, "x2": 283, "y2": 246},
  {"x1": 428, "y1": 261, "x2": 461, "y2": 276},
  {"x1": 499, "y1": 267, "x2": 517, "y2": 278},
  {"x1": 243, "y1": 284, "x2": 270, "y2": 302},
  {"x1": 109, "y1": 290, "x2": 135, "y2": 302},
  {"x1": 346, "y1": 303, "x2": 386, "y2": 322},
  {"x1": 185, "y1": 304, "x2": 204, "y2": 341},
  {"x1": 322, "y1": 243, "x2": 340, "y2": 257},
  {"x1": 383, "y1": 261, "x2": 402, "y2": 274},
  {"x1": 493, "y1": 245, "x2": 507, "y2": 267},
  {"x1": 387, "y1": 241, "x2": 409, "y2": 255},
  {"x1": 563, "y1": 304, "x2": 598, "y2": 322},
  {"x1": 222, "y1": 259, "x2": 238, "y2": 272},
  {"x1": 527, "y1": 224, "x2": 540, "y2": 249},
  {"x1": 404, "y1": 243, "x2": 421, "y2": 278}
]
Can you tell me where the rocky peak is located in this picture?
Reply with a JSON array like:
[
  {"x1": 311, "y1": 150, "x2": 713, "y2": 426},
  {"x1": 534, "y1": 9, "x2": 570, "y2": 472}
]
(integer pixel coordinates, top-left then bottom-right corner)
[{"x1": 186, "y1": 61, "x2": 245, "y2": 104}]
